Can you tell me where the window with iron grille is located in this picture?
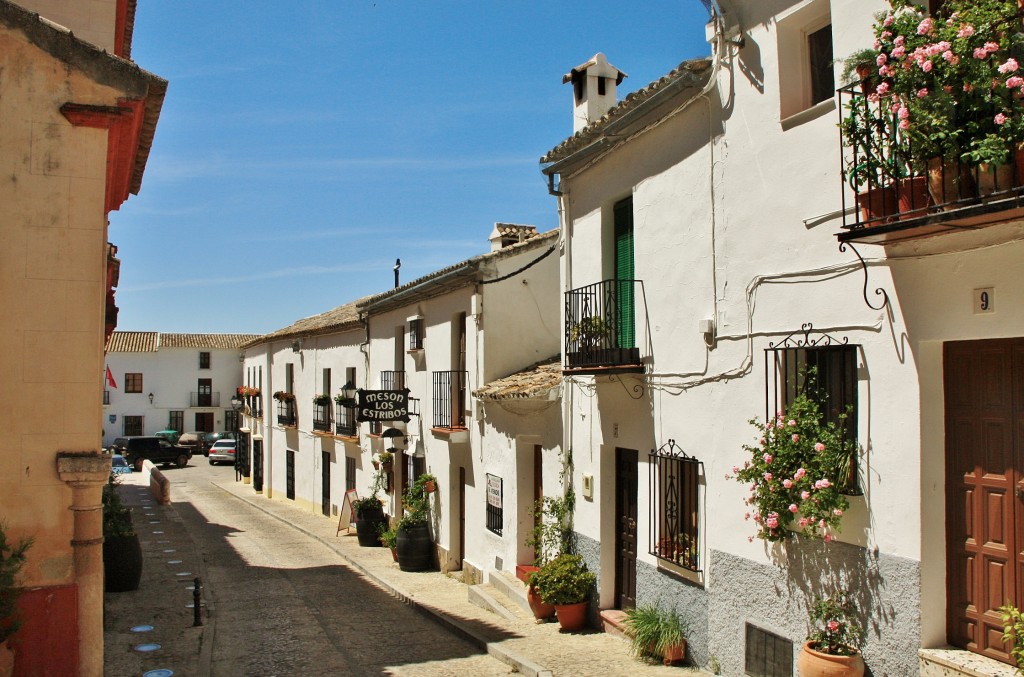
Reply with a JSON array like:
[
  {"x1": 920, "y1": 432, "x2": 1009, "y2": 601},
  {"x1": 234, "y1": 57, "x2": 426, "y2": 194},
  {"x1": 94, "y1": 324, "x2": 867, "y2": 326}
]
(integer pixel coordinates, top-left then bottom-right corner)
[
  {"x1": 432, "y1": 371, "x2": 467, "y2": 429},
  {"x1": 648, "y1": 440, "x2": 702, "y2": 572},
  {"x1": 346, "y1": 456, "x2": 356, "y2": 491},
  {"x1": 486, "y1": 474, "x2": 503, "y2": 536},
  {"x1": 125, "y1": 373, "x2": 143, "y2": 393},
  {"x1": 199, "y1": 351, "x2": 211, "y2": 369},
  {"x1": 168, "y1": 411, "x2": 184, "y2": 433},
  {"x1": 103, "y1": 390, "x2": 110, "y2": 405},
  {"x1": 312, "y1": 403, "x2": 331, "y2": 432},
  {"x1": 381, "y1": 370, "x2": 405, "y2": 390},
  {"x1": 123, "y1": 415, "x2": 144, "y2": 436},
  {"x1": 765, "y1": 326, "x2": 859, "y2": 492},
  {"x1": 368, "y1": 420, "x2": 382, "y2": 436},
  {"x1": 408, "y1": 318, "x2": 424, "y2": 350},
  {"x1": 277, "y1": 398, "x2": 296, "y2": 426},
  {"x1": 335, "y1": 402, "x2": 356, "y2": 437},
  {"x1": 225, "y1": 410, "x2": 240, "y2": 433}
]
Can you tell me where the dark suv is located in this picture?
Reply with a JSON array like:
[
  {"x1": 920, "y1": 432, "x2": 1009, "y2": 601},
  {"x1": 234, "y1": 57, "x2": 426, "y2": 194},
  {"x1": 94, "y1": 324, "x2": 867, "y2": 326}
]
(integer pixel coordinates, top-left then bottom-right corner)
[{"x1": 109, "y1": 436, "x2": 192, "y2": 472}]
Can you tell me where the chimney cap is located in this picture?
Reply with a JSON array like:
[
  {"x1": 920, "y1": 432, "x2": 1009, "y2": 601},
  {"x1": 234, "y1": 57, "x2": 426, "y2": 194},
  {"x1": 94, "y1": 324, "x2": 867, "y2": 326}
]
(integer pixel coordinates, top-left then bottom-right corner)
[{"x1": 563, "y1": 52, "x2": 627, "y2": 86}]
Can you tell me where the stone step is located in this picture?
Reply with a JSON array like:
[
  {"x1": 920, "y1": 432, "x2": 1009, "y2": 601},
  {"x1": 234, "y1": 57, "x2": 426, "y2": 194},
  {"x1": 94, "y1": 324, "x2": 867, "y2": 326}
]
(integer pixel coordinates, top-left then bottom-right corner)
[
  {"x1": 488, "y1": 570, "x2": 530, "y2": 615},
  {"x1": 467, "y1": 578, "x2": 536, "y2": 626},
  {"x1": 919, "y1": 647, "x2": 1018, "y2": 677},
  {"x1": 599, "y1": 609, "x2": 629, "y2": 641}
]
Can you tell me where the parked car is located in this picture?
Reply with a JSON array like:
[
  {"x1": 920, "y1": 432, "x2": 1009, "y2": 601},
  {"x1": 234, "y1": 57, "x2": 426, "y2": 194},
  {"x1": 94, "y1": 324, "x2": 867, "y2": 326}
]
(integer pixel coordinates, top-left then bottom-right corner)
[
  {"x1": 202, "y1": 431, "x2": 236, "y2": 457},
  {"x1": 109, "y1": 436, "x2": 192, "y2": 472},
  {"x1": 177, "y1": 432, "x2": 205, "y2": 456},
  {"x1": 110, "y1": 454, "x2": 131, "y2": 476},
  {"x1": 154, "y1": 429, "x2": 181, "y2": 444},
  {"x1": 208, "y1": 439, "x2": 236, "y2": 466}
]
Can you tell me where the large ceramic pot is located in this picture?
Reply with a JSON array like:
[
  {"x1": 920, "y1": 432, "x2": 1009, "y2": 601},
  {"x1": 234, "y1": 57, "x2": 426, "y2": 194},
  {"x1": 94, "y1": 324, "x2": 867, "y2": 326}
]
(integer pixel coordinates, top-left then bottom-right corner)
[
  {"x1": 796, "y1": 641, "x2": 864, "y2": 677},
  {"x1": 103, "y1": 534, "x2": 143, "y2": 592},
  {"x1": 553, "y1": 601, "x2": 588, "y2": 631},
  {"x1": 853, "y1": 185, "x2": 897, "y2": 224},
  {"x1": 896, "y1": 176, "x2": 929, "y2": 219},
  {"x1": 927, "y1": 158, "x2": 975, "y2": 207},
  {"x1": 396, "y1": 522, "x2": 433, "y2": 572},
  {"x1": 355, "y1": 506, "x2": 387, "y2": 547},
  {"x1": 526, "y1": 584, "x2": 555, "y2": 620}
]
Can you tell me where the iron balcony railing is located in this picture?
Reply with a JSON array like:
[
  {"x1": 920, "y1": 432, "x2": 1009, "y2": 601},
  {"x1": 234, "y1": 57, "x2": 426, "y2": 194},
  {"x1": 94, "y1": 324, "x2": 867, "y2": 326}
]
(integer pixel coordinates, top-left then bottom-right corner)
[
  {"x1": 432, "y1": 370, "x2": 467, "y2": 429},
  {"x1": 564, "y1": 279, "x2": 644, "y2": 372},
  {"x1": 312, "y1": 403, "x2": 331, "y2": 432},
  {"x1": 190, "y1": 392, "x2": 221, "y2": 408},
  {"x1": 248, "y1": 395, "x2": 262, "y2": 419},
  {"x1": 335, "y1": 404, "x2": 356, "y2": 437},
  {"x1": 381, "y1": 370, "x2": 406, "y2": 390},
  {"x1": 838, "y1": 81, "x2": 1024, "y2": 235},
  {"x1": 277, "y1": 399, "x2": 296, "y2": 427}
]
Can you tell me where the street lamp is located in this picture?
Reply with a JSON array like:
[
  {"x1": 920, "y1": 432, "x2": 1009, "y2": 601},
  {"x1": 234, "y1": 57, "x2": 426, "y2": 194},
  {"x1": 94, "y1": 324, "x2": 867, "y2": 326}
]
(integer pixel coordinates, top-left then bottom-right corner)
[
  {"x1": 148, "y1": 392, "x2": 154, "y2": 405},
  {"x1": 230, "y1": 394, "x2": 244, "y2": 481},
  {"x1": 340, "y1": 380, "x2": 356, "y2": 406}
]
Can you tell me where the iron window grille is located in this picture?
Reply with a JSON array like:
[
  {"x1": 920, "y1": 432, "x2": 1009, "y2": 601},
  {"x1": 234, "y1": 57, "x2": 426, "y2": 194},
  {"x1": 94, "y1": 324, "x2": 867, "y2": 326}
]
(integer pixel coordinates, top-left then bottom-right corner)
[
  {"x1": 381, "y1": 370, "x2": 406, "y2": 390},
  {"x1": 335, "y1": 403, "x2": 356, "y2": 437},
  {"x1": 103, "y1": 390, "x2": 110, "y2": 405},
  {"x1": 125, "y1": 372, "x2": 143, "y2": 393},
  {"x1": 277, "y1": 399, "x2": 296, "y2": 427},
  {"x1": 168, "y1": 411, "x2": 184, "y2": 433},
  {"x1": 765, "y1": 324, "x2": 859, "y2": 493},
  {"x1": 123, "y1": 415, "x2": 143, "y2": 436},
  {"x1": 346, "y1": 456, "x2": 356, "y2": 491},
  {"x1": 225, "y1": 410, "x2": 240, "y2": 433},
  {"x1": 251, "y1": 395, "x2": 263, "y2": 419},
  {"x1": 432, "y1": 370, "x2": 467, "y2": 429},
  {"x1": 408, "y1": 319, "x2": 424, "y2": 350},
  {"x1": 648, "y1": 440, "x2": 702, "y2": 573},
  {"x1": 486, "y1": 474, "x2": 503, "y2": 536}
]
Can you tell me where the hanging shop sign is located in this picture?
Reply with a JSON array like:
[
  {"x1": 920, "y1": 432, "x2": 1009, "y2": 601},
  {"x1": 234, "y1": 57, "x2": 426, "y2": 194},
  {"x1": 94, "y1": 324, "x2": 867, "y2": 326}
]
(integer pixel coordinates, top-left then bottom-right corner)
[{"x1": 356, "y1": 388, "x2": 411, "y2": 423}]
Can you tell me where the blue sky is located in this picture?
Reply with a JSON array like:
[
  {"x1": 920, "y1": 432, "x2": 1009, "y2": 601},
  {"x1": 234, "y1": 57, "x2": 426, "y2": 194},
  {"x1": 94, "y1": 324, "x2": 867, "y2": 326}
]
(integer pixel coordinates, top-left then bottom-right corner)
[{"x1": 112, "y1": 1, "x2": 712, "y2": 334}]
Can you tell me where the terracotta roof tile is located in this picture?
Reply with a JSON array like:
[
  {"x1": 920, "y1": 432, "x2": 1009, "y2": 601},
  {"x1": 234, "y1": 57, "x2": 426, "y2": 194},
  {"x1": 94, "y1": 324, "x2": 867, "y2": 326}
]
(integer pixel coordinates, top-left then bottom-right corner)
[
  {"x1": 244, "y1": 298, "x2": 369, "y2": 348},
  {"x1": 158, "y1": 333, "x2": 261, "y2": 350},
  {"x1": 106, "y1": 331, "x2": 158, "y2": 352},
  {"x1": 474, "y1": 358, "x2": 562, "y2": 401}
]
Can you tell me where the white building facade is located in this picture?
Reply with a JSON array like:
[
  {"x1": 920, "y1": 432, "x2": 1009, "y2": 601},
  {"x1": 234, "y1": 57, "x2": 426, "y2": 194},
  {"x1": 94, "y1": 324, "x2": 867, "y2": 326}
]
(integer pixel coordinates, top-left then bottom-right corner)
[
  {"x1": 540, "y1": 1, "x2": 1024, "y2": 675},
  {"x1": 104, "y1": 332, "x2": 258, "y2": 446}
]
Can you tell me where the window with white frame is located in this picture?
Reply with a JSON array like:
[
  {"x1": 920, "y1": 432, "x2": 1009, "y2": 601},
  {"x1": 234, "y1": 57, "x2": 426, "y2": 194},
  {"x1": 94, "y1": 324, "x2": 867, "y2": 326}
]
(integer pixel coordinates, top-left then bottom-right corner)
[{"x1": 777, "y1": 0, "x2": 834, "y2": 121}]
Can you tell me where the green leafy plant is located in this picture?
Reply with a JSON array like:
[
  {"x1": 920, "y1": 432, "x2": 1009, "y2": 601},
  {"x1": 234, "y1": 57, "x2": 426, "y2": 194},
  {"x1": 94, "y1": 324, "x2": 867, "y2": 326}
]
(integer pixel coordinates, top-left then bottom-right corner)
[
  {"x1": 806, "y1": 591, "x2": 863, "y2": 656},
  {"x1": 728, "y1": 391, "x2": 854, "y2": 542},
  {"x1": 526, "y1": 495, "x2": 572, "y2": 565},
  {"x1": 379, "y1": 523, "x2": 398, "y2": 549},
  {"x1": 624, "y1": 604, "x2": 687, "y2": 661},
  {"x1": 999, "y1": 604, "x2": 1024, "y2": 673},
  {"x1": 0, "y1": 522, "x2": 33, "y2": 644},
  {"x1": 399, "y1": 474, "x2": 435, "y2": 529},
  {"x1": 377, "y1": 450, "x2": 393, "y2": 465},
  {"x1": 312, "y1": 393, "x2": 331, "y2": 405},
  {"x1": 272, "y1": 391, "x2": 294, "y2": 402},
  {"x1": 569, "y1": 315, "x2": 607, "y2": 349},
  {"x1": 333, "y1": 393, "x2": 355, "y2": 407},
  {"x1": 532, "y1": 553, "x2": 595, "y2": 606},
  {"x1": 103, "y1": 475, "x2": 135, "y2": 538},
  {"x1": 352, "y1": 495, "x2": 384, "y2": 519}
]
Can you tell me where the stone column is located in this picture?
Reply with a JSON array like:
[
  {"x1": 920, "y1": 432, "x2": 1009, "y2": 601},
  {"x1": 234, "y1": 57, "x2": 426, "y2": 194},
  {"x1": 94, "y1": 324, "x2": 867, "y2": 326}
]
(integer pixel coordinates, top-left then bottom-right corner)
[{"x1": 56, "y1": 453, "x2": 111, "y2": 677}]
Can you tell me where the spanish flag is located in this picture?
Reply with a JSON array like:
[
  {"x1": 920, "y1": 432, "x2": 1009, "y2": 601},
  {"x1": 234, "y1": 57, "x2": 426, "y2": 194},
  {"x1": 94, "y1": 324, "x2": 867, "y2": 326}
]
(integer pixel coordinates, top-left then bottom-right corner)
[{"x1": 105, "y1": 366, "x2": 117, "y2": 389}]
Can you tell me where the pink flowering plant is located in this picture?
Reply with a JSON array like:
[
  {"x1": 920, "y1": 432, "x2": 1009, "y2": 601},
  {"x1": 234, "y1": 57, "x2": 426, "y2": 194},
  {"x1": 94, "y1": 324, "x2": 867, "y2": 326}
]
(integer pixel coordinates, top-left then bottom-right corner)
[
  {"x1": 806, "y1": 591, "x2": 863, "y2": 657},
  {"x1": 856, "y1": 0, "x2": 1024, "y2": 168},
  {"x1": 728, "y1": 393, "x2": 853, "y2": 543}
]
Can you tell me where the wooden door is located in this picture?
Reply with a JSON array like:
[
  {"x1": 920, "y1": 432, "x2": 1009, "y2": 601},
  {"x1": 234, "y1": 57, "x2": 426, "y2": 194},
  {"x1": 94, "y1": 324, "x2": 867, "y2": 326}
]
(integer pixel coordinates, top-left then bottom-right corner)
[
  {"x1": 195, "y1": 412, "x2": 213, "y2": 433},
  {"x1": 321, "y1": 450, "x2": 331, "y2": 517},
  {"x1": 615, "y1": 448, "x2": 638, "y2": 610},
  {"x1": 253, "y1": 440, "x2": 263, "y2": 492},
  {"x1": 946, "y1": 338, "x2": 1024, "y2": 664},
  {"x1": 458, "y1": 466, "x2": 466, "y2": 568},
  {"x1": 197, "y1": 378, "x2": 212, "y2": 407},
  {"x1": 286, "y1": 450, "x2": 295, "y2": 501}
]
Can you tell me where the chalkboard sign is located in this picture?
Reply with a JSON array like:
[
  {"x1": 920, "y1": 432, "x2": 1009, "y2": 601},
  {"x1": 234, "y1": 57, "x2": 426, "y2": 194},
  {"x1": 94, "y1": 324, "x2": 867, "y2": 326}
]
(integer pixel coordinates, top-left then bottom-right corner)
[{"x1": 356, "y1": 388, "x2": 411, "y2": 423}]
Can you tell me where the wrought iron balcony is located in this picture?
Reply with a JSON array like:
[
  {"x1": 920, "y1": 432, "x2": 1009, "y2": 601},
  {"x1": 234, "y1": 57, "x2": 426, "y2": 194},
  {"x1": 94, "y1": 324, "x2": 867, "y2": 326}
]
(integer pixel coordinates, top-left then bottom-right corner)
[
  {"x1": 312, "y1": 403, "x2": 331, "y2": 432},
  {"x1": 432, "y1": 370, "x2": 467, "y2": 429},
  {"x1": 190, "y1": 392, "x2": 221, "y2": 408},
  {"x1": 277, "y1": 399, "x2": 296, "y2": 427},
  {"x1": 838, "y1": 82, "x2": 1024, "y2": 245},
  {"x1": 381, "y1": 370, "x2": 406, "y2": 390},
  {"x1": 564, "y1": 279, "x2": 644, "y2": 374},
  {"x1": 335, "y1": 404, "x2": 357, "y2": 437}
]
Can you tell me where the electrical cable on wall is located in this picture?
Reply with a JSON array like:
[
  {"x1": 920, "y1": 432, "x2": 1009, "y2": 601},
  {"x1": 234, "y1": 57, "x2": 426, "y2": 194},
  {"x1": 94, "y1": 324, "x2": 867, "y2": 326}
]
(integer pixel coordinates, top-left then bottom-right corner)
[{"x1": 480, "y1": 244, "x2": 556, "y2": 285}]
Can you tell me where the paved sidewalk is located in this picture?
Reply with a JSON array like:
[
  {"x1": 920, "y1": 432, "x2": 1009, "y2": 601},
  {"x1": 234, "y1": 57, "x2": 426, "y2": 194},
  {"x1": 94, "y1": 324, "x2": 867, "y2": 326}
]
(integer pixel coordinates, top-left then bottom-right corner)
[{"x1": 212, "y1": 478, "x2": 712, "y2": 677}]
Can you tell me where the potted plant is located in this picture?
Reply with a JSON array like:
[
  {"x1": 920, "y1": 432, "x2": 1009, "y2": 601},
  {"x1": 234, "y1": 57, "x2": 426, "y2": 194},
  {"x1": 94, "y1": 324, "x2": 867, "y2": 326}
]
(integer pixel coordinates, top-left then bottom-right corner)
[
  {"x1": 0, "y1": 522, "x2": 31, "y2": 675},
  {"x1": 333, "y1": 392, "x2": 356, "y2": 408},
  {"x1": 377, "y1": 450, "x2": 394, "y2": 473},
  {"x1": 727, "y1": 390, "x2": 855, "y2": 543},
  {"x1": 623, "y1": 604, "x2": 688, "y2": 666},
  {"x1": 353, "y1": 495, "x2": 387, "y2": 547},
  {"x1": 395, "y1": 475, "x2": 435, "y2": 571},
  {"x1": 273, "y1": 391, "x2": 294, "y2": 402},
  {"x1": 532, "y1": 553, "x2": 596, "y2": 631},
  {"x1": 419, "y1": 473, "x2": 437, "y2": 493},
  {"x1": 521, "y1": 495, "x2": 573, "y2": 618},
  {"x1": 102, "y1": 475, "x2": 143, "y2": 592},
  {"x1": 797, "y1": 591, "x2": 864, "y2": 677},
  {"x1": 379, "y1": 523, "x2": 399, "y2": 561},
  {"x1": 312, "y1": 393, "x2": 331, "y2": 406}
]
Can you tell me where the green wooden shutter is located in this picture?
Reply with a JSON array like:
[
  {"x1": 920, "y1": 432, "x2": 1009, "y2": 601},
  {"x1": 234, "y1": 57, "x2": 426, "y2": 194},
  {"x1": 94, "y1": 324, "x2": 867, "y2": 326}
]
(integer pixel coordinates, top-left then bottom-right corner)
[{"x1": 613, "y1": 198, "x2": 635, "y2": 349}]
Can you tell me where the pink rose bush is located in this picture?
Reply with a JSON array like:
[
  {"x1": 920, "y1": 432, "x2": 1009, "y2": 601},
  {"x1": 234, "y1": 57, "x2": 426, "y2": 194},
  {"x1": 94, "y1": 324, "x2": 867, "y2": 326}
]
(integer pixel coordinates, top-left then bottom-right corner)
[
  {"x1": 727, "y1": 393, "x2": 854, "y2": 543},
  {"x1": 807, "y1": 591, "x2": 863, "y2": 657}
]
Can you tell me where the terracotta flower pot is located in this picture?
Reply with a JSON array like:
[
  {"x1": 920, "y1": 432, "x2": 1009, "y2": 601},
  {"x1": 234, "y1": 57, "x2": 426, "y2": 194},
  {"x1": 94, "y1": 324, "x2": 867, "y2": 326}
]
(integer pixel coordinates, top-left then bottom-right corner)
[
  {"x1": 423, "y1": 480, "x2": 436, "y2": 493},
  {"x1": 854, "y1": 185, "x2": 897, "y2": 224},
  {"x1": 661, "y1": 641, "x2": 686, "y2": 666},
  {"x1": 976, "y1": 162, "x2": 1014, "y2": 197},
  {"x1": 927, "y1": 157, "x2": 974, "y2": 208},
  {"x1": 553, "y1": 601, "x2": 588, "y2": 631},
  {"x1": 896, "y1": 176, "x2": 929, "y2": 219},
  {"x1": 796, "y1": 641, "x2": 864, "y2": 677},
  {"x1": 527, "y1": 584, "x2": 555, "y2": 620}
]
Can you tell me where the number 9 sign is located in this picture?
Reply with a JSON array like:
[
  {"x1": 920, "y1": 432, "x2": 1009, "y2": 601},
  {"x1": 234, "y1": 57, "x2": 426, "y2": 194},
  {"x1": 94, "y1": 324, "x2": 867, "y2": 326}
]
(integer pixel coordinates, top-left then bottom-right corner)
[{"x1": 975, "y1": 287, "x2": 994, "y2": 314}]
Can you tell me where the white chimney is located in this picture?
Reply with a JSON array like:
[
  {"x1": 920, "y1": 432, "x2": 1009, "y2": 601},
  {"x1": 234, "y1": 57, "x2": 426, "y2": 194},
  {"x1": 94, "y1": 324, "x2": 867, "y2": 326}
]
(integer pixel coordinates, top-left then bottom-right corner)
[{"x1": 563, "y1": 53, "x2": 627, "y2": 133}]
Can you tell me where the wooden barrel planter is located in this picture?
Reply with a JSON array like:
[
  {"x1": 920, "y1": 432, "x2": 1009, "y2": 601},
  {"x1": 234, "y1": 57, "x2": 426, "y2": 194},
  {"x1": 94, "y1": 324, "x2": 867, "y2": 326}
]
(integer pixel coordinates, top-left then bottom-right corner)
[
  {"x1": 396, "y1": 522, "x2": 433, "y2": 571},
  {"x1": 103, "y1": 534, "x2": 143, "y2": 592},
  {"x1": 355, "y1": 507, "x2": 387, "y2": 547}
]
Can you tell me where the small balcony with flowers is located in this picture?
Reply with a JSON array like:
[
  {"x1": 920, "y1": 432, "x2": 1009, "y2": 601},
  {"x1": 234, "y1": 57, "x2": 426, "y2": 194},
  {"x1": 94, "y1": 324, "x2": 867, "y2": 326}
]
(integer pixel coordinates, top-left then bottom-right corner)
[
  {"x1": 838, "y1": 0, "x2": 1024, "y2": 246},
  {"x1": 312, "y1": 394, "x2": 332, "y2": 433},
  {"x1": 564, "y1": 279, "x2": 645, "y2": 374},
  {"x1": 273, "y1": 391, "x2": 296, "y2": 427}
]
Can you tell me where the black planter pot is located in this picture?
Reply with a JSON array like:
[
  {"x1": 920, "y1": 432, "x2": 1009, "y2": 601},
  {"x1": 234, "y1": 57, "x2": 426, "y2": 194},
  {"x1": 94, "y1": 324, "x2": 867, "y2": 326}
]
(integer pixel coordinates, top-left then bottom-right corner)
[
  {"x1": 103, "y1": 534, "x2": 143, "y2": 592},
  {"x1": 355, "y1": 507, "x2": 387, "y2": 547},
  {"x1": 396, "y1": 522, "x2": 433, "y2": 572}
]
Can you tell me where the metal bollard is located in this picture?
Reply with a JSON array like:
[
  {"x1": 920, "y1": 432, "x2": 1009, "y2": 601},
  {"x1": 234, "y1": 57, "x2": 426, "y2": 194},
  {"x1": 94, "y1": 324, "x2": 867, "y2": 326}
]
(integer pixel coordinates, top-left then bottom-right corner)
[{"x1": 192, "y1": 577, "x2": 203, "y2": 627}]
